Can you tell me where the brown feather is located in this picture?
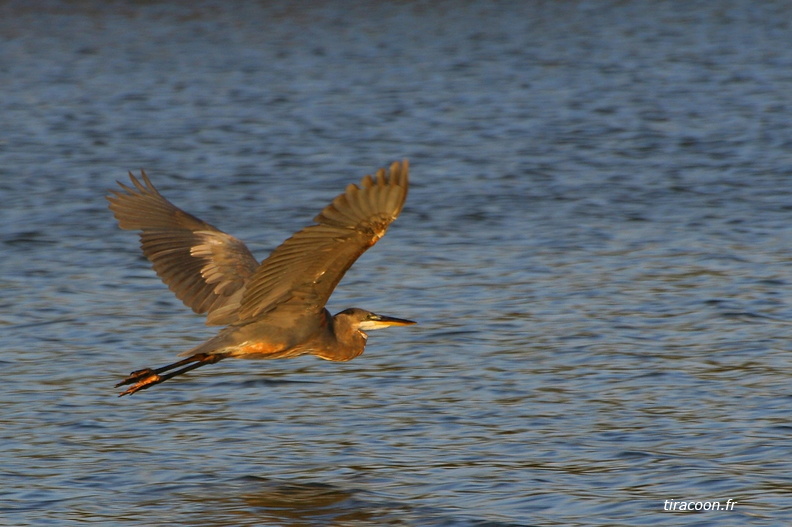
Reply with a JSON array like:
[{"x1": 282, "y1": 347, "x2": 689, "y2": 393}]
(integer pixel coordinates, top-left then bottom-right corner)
[
  {"x1": 107, "y1": 171, "x2": 259, "y2": 325},
  {"x1": 237, "y1": 160, "x2": 409, "y2": 322}
]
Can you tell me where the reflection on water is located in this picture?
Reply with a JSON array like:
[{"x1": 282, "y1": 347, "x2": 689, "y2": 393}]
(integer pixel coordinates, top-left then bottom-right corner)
[
  {"x1": 172, "y1": 476, "x2": 516, "y2": 526},
  {"x1": 3, "y1": 1, "x2": 792, "y2": 526},
  {"x1": 182, "y1": 478, "x2": 392, "y2": 526}
]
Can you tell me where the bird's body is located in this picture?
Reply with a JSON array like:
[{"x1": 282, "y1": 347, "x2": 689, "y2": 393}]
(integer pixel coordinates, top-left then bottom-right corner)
[{"x1": 109, "y1": 161, "x2": 413, "y2": 396}]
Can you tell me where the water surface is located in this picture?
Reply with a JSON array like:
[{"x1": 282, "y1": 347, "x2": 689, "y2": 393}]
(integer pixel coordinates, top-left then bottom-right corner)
[{"x1": 2, "y1": 1, "x2": 792, "y2": 525}]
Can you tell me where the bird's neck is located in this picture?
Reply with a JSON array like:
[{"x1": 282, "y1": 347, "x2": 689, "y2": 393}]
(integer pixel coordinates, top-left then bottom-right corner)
[{"x1": 329, "y1": 314, "x2": 367, "y2": 362}]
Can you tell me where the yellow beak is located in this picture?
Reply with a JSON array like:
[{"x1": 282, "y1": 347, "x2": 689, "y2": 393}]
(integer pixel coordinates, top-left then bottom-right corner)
[{"x1": 359, "y1": 314, "x2": 417, "y2": 330}]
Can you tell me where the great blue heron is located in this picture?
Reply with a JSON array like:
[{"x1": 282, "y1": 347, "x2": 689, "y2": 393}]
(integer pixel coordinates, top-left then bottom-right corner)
[{"x1": 109, "y1": 160, "x2": 414, "y2": 396}]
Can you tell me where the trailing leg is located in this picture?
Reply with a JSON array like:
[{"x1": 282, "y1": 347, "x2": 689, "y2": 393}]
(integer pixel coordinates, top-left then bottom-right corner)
[{"x1": 115, "y1": 353, "x2": 228, "y2": 396}]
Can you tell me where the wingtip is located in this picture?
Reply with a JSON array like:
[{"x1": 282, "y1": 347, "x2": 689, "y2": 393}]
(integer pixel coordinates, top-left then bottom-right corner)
[{"x1": 389, "y1": 159, "x2": 409, "y2": 189}]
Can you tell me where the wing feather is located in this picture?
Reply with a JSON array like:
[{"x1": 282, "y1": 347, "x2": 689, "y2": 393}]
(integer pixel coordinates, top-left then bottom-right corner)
[
  {"x1": 237, "y1": 160, "x2": 409, "y2": 322},
  {"x1": 108, "y1": 161, "x2": 409, "y2": 327},
  {"x1": 107, "y1": 171, "x2": 259, "y2": 325}
]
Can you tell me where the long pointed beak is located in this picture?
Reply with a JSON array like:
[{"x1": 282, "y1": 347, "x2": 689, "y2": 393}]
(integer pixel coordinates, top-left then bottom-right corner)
[
  {"x1": 374, "y1": 314, "x2": 416, "y2": 327},
  {"x1": 359, "y1": 313, "x2": 417, "y2": 330}
]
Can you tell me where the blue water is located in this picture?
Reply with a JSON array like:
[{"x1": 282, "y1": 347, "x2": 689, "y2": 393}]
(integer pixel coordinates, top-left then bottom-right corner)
[{"x1": 2, "y1": 1, "x2": 792, "y2": 525}]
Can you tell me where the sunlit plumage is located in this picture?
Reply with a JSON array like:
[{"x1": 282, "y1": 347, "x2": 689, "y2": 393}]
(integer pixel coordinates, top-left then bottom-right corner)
[{"x1": 109, "y1": 160, "x2": 414, "y2": 396}]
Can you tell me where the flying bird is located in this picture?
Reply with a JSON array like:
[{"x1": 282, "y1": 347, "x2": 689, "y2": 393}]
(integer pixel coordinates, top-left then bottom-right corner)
[{"x1": 109, "y1": 160, "x2": 414, "y2": 396}]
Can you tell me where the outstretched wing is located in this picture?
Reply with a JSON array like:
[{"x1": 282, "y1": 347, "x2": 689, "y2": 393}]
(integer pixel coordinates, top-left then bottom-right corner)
[
  {"x1": 107, "y1": 171, "x2": 259, "y2": 326},
  {"x1": 237, "y1": 160, "x2": 409, "y2": 322}
]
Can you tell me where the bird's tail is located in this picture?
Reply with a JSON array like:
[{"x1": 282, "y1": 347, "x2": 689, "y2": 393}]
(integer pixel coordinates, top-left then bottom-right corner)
[{"x1": 115, "y1": 352, "x2": 228, "y2": 396}]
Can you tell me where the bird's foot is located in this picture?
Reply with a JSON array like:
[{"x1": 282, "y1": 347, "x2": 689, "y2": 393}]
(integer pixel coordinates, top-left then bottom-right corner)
[
  {"x1": 115, "y1": 367, "x2": 157, "y2": 387},
  {"x1": 116, "y1": 369, "x2": 163, "y2": 397},
  {"x1": 114, "y1": 353, "x2": 229, "y2": 397}
]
